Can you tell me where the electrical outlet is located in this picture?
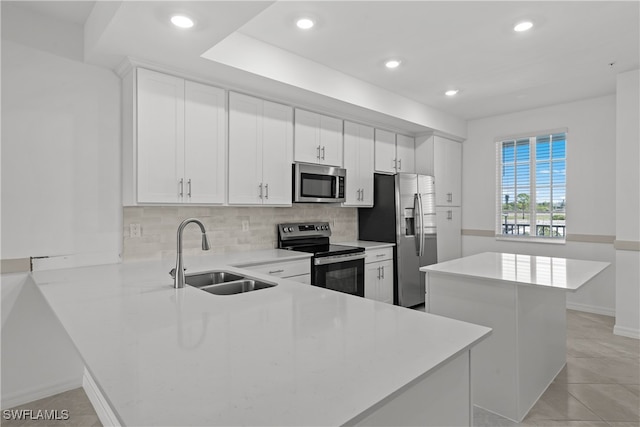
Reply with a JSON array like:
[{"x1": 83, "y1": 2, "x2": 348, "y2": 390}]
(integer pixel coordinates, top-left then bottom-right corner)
[
  {"x1": 241, "y1": 220, "x2": 250, "y2": 231},
  {"x1": 129, "y1": 223, "x2": 141, "y2": 238}
]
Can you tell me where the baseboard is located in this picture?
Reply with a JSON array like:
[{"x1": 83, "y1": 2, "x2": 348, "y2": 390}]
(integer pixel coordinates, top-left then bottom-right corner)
[
  {"x1": 1, "y1": 377, "x2": 81, "y2": 410},
  {"x1": 82, "y1": 368, "x2": 121, "y2": 427},
  {"x1": 566, "y1": 301, "x2": 615, "y2": 317},
  {"x1": 613, "y1": 325, "x2": 640, "y2": 339}
]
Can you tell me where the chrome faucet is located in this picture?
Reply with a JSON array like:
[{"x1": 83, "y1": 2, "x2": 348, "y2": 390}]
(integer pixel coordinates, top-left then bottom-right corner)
[{"x1": 171, "y1": 218, "x2": 211, "y2": 289}]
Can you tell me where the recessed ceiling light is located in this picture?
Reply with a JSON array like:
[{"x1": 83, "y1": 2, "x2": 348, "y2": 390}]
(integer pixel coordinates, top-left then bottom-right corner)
[
  {"x1": 296, "y1": 18, "x2": 315, "y2": 30},
  {"x1": 445, "y1": 89, "x2": 459, "y2": 96},
  {"x1": 171, "y1": 15, "x2": 194, "y2": 29},
  {"x1": 514, "y1": 21, "x2": 533, "y2": 32},
  {"x1": 385, "y1": 59, "x2": 401, "y2": 69}
]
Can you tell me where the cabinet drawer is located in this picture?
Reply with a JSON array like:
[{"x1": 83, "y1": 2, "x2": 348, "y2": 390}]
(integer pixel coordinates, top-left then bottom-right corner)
[
  {"x1": 366, "y1": 247, "x2": 393, "y2": 263},
  {"x1": 243, "y1": 259, "x2": 310, "y2": 278}
]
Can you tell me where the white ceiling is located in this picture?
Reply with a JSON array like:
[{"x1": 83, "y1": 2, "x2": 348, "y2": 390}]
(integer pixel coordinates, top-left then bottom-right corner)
[{"x1": 7, "y1": 1, "x2": 640, "y2": 123}]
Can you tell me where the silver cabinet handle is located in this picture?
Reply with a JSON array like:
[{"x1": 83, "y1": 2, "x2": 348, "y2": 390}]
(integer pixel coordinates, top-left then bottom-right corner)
[
  {"x1": 447, "y1": 210, "x2": 453, "y2": 220},
  {"x1": 269, "y1": 269, "x2": 284, "y2": 274},
  {"x1": 321, "y1": 146, "x2": 326, "y2": 160},
  {"x1": 377, "y1": 266, "x2": 381, "y2": 280},
  {"x1": 381, "y1": 266, "x2": 385, "y2": 279},
  {"x1": 265, "y1": 183, "x2": 269, "y2": 199},
  {"x1": 393, "y1": 159, "x2": 397, "y2": 170},
  {"x1": 447, "y1": 192, "x2": 453, "y2": 203},
  {"x1": 360, "y1": 188, "x2": 364, "y2": 201},
  {"x1": 317, "y1": 145, "x2": 321, "y2": 160},
  {"x1": 187, "y1": 179, "x2": 192, "y2": 197},
  {"x1": 179, "y1": 178, "x2": 184, "y2": 197},
  {"x1": 259, "y1": 183, "x2": 263, "y2": 199},
  {"x1": 357, "y1": 189, "x2": 362, "y2": 201},
  {"x1": 376, "y1": 253, "x2": 385, "y2": 257},
  {"x1": 398, "y1": 159, "x2": 402, "y2": 170}
]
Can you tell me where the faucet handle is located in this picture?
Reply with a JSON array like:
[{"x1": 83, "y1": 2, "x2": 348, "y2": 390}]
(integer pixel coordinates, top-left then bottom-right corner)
[{"x1": 169, "y1": 267, "x2": 187, "y2": 278}]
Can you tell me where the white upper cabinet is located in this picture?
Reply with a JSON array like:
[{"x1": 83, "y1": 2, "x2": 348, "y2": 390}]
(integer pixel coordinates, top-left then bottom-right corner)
[
  {"x1": 126, "y1": 68, "x2": 226, "y2": 205},
  {"x1": 374, "y1": 129, "x2": 415, "y2": 174},
  {"x1": 416, "y1": 135, "x2": 462, "y2": 206},
  {"x1": 374, "y1": 129, "x2": 397, "y2": 173},
  {"x1": 343, "y1": 121, "x2": 374, "y2": 207},
  {"x1": 294, "y1": 109, "x2": 343, "y2": 166},
  {"x1": 396, "y1": 134, "x2": 416, "y2": 174},
  {"x1": 184, "y1": 81, "x2": 227, "y2": 204},
  {"x1": 228, "y1": 92, "x2": 293, "y2": 206}
]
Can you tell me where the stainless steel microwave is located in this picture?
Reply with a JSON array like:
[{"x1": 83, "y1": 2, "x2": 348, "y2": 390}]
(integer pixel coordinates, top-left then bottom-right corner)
[{"x1": 293, "y1": 163, "x2": 346, "y2": 203}]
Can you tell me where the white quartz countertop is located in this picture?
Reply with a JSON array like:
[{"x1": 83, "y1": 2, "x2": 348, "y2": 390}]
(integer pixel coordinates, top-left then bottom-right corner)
[
  {"x1": 31, "y1": 250, "x2": 490, "y2": 427},
  {"x1": 339, "y1": 240, "x2": 395, "y2": 250},
  {"x1": 421, "y1": 252, "x2": 610, "y2": 291}
]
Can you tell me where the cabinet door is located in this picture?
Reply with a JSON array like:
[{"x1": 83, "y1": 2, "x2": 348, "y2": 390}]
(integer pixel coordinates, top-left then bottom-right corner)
[
  {"x1": 319, "y1": 114, "x2": 343, "y2": 166},
  {"x1": 343, "y1": 122, "x2": 360, "y2": 205},
  {"x1": 434, "y1": 137, "x2": 461, "y2": 206},
  {"x1": 396, "y1": 134, "x2": 416, "y2": 174},
  {"x1": 436, "y1": 206, "x2": 461, "y2": 262},
  {"x1": 374, "y1": 129, "x2": 397, "y2": 173},
  {"x1": 378, "y1": 260, "x2": 394, "y2": 304},
  {"x1": 365, "y1": 263, "x2": 381, "y2": 301},
  {"x1": 359, "y1": 125, "x2": 375, "y2": 206},
  {"x1": 136, "y1": 68, "x2": 184, "y2": 203},
  {"x1": 184, "y1": 81, "x2": 226, "y2": 204},
  {"x1": 228, "y1": 92, "x2": 263, "y2": 204},
  {"x1": 262, "y1": 100, "x2": 293, "y2": 205},
  {"x1": 294, "y1": 109, "x2": 321, "y2": 164},
  {"x1": 343, "y1": 122, "x2": 374, "y2": 207}
]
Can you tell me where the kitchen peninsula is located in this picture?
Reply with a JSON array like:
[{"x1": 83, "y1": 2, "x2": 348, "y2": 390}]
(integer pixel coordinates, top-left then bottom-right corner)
[
  {"x1": 421, "y1": 252, "x2": 610, "y2": 422},
  {"x1": 32, "y1": 250, "x2": 490, "y2": 427}
]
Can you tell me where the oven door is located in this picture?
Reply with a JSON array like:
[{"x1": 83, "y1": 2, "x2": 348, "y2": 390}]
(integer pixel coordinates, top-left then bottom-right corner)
[{"x1": 313, "y1": 253, "x2": 365, "y2": 297}]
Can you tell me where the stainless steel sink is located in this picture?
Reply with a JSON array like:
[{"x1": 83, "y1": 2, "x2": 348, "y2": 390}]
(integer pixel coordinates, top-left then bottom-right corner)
[
  {"x1": 185, "y1": 271, "x2": 277, "y2": 295},
  {"x1": 185, "y1": 271, "x2": 244, "y2": 288},
  {"x1": 199, "y1": 279, "x2": 276, "y2": 295}
]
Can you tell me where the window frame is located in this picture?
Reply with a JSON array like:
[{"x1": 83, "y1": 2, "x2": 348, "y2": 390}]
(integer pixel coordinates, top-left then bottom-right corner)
[{"x1": 495, "y1": 129, "x2": 567, "y2": 243}]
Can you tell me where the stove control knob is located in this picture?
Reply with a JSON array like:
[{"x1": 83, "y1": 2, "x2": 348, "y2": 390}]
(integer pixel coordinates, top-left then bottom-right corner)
[
  {"x1": 323, "y1": 225, "x2": 328, "y2": 230},
  {"x1": 281, "y1": 228, "x2": 287, "y2": 233},
  {"x1": 316, "y1": 226, "x2": 321, "y2": 230},
  {"x1": 288, "y1": 227, "x2": 294, "y2": 232}
]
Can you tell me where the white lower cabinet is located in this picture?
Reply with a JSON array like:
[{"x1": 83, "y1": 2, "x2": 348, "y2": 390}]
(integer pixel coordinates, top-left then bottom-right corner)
[
  {"x1": 364, "y1": 247, "x2": 394, "y2": 304},
  {"x1": 436, "y1": 206, "x2": 461, "y2": 262},
  {"x1": 240, "y1": 258, "x2": 311, "y2": 284}
]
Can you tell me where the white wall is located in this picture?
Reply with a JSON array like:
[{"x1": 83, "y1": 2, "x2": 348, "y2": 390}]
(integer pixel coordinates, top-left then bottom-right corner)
[
  {"x1": 1, "y1": 3, "x2": 122, "y2": 268},
  {"x1": 615, "y1": 69, "x2": 640, "y2": 338},
  {"x1": 462, "y1": 95, "x2": 617, "y2": 315}
]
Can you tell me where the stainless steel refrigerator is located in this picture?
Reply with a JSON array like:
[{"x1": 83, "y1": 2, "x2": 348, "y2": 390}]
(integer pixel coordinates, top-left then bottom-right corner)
[{"x1": 358, "y1": 173, "x2": 438, "y2": 307}]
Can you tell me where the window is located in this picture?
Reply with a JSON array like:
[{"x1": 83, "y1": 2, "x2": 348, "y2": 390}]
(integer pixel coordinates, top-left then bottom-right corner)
[{"x1": 497, "y1": 131, "x2": 566, "y2": 240}]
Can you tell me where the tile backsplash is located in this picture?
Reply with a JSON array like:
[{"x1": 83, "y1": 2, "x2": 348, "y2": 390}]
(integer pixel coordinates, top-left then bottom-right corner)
[{"x1": 123, "y1": 205, "x2": 358, "y2": 262}]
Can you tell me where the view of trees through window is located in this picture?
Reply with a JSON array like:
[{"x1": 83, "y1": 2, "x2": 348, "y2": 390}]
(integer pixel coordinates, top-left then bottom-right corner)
[{"x1": 498, "y1": 132, "x2": 566, "y2": 238}]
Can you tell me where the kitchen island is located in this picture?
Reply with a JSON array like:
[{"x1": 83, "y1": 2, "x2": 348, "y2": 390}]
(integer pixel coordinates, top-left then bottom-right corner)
[
  {"x1": 31, "y1": 250, "x2": 490, "y2": 427},
  {"x1": 421, "y1": 252, "x2": 610, "y2": 422}
]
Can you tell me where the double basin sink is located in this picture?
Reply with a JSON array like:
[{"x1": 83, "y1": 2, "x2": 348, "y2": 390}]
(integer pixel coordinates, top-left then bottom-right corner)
[{"x1": 185, "y1": 270, "x2": 276, "y2": 295}]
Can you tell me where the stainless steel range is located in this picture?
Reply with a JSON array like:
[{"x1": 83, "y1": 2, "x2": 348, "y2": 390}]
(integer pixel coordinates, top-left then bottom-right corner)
[{"x1": 277, "y1": 222, "x2": 365, "y2": 297}]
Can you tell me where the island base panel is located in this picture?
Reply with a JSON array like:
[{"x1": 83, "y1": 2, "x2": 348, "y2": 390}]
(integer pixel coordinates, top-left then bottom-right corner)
[{"x1": 427, "y1": 273, "x2": 567, "y2": 422}]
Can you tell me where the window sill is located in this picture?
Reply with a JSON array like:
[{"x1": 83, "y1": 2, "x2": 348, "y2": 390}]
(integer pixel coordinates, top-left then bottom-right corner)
[{"x1": 495, "y1": 236, "x2": 566, "y2": 245}]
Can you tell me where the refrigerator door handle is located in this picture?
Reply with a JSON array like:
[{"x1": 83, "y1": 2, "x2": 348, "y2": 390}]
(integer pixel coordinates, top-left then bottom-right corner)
[
  {"x1": 413, "y1": 194, "x2": 422, "y2": 256},
  {"x1": 417, "y1": 193, "x2": 425, "y2": 257}
]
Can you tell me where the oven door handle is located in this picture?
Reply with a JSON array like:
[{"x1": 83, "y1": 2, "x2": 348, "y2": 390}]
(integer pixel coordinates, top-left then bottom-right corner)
[{"x1": 314, "y1": 253, "x2": 366, "y2": 266}]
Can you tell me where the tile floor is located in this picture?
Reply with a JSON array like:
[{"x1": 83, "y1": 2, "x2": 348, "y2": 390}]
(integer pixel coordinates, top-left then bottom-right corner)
[{"x1": 2, "y1": 310, "x2": 638, "y2": 426}]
